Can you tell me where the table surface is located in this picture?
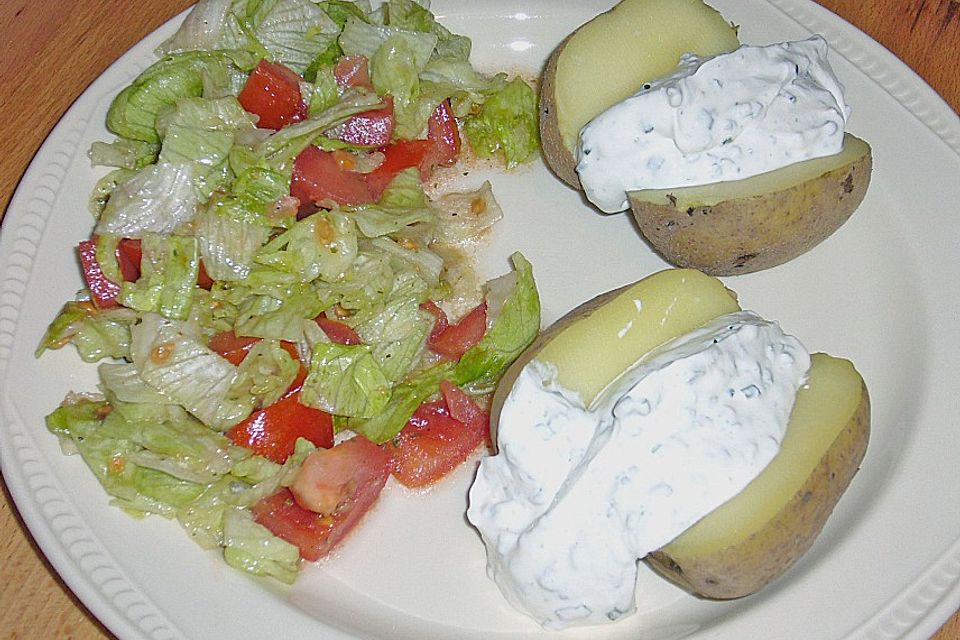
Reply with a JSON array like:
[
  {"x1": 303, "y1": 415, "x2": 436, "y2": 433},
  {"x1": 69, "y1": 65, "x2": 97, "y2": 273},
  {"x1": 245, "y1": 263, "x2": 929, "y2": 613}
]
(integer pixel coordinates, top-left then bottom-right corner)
[{"x1": 1, "y1": 1, "x2": 958, "y2": 638}]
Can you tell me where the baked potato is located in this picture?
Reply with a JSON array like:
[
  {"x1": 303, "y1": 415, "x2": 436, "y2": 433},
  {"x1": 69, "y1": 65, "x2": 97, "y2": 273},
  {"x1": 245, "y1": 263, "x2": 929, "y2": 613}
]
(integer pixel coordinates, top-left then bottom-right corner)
[
  {"x1": 538, "y1": 0, "x2": 739, "y2": 188},
  {"x1": 538, "y1": 0, "x2": 873, "y2": 275},
  {"x1": 489, "y1": 269, "x2": 870, "y2": 600}
]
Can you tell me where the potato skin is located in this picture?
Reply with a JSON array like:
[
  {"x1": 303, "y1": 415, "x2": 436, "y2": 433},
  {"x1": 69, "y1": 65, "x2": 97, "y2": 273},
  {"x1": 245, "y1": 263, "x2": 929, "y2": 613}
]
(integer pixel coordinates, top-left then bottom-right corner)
[
  {"x1": 646, "y1": 375, "x2": 870, "y2": 599},
  {"x1": 539, "y1": 35, "x2": 582, "y2": 190},
  {"x1": 628, "y1": 148, "x2": 873, "y2": 276}
]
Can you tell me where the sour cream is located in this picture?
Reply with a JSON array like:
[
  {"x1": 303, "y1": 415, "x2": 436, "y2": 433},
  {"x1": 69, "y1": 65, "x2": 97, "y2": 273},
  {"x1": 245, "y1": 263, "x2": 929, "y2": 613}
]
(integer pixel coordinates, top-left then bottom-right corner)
[
  {"x1": 576, "y1": 37, "x2": 850, "y2": 212},
  {"x1": 467, "y1": 311, "x2": 810, "y2": 628}
]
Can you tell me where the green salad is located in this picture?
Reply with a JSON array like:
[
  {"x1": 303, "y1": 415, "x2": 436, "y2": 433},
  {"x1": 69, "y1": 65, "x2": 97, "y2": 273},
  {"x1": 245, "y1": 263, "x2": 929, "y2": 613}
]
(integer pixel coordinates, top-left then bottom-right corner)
[{"x1": 37, "y1": 0, "x2": 541, "y2": 583}]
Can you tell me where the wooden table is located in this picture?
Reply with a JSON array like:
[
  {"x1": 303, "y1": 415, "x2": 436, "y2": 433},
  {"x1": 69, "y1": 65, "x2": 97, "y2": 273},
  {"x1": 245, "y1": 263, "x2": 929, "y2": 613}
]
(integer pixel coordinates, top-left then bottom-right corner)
[{"x1": 1, "y1": 1, "x2": 957, "y2": 638}]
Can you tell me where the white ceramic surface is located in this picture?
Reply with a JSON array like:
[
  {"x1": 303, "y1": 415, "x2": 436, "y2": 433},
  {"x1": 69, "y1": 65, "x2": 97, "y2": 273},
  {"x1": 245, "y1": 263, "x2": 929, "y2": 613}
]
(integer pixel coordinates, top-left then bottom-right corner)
[{"x1": 2, "y1": 1, "x2": 959, "y2": 639}]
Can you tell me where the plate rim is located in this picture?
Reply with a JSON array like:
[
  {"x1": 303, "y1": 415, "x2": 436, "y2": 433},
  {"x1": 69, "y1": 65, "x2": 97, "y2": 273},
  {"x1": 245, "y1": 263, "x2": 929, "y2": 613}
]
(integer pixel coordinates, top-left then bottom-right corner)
[{"x1": 1, "y1": 1, "x2": 958, "y2": 639}]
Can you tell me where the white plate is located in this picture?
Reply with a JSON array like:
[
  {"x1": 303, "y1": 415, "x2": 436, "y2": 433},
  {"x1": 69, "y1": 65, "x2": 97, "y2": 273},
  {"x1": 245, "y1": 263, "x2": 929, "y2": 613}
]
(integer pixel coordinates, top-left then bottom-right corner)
[{"x1": 2, "y1": 1, "x2": 959, "y2": 638}]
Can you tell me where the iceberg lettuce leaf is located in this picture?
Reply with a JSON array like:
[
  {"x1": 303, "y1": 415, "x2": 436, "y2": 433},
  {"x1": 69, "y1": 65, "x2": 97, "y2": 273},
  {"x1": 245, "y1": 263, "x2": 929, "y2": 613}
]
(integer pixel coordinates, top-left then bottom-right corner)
[
  {"x1": 176, "y1": 475, "x2": 238, "y2": 549},
  {"x1": 36, "y1": 302, "x2": 138, "y2": 362},
  {"x1": 222, "y1": 507, "x2": 300, "y2": 583},
  {"x1": 157, "y1": 0, "x2": 236, "y2": 55},
  {"x1": 339, "y1": 18, "x2": 437, "y2": 67},
  {"x1": 346, "y1": 168, "x2": 434, "y2": 238},
  {"x1": 232, "y1": 339, "x2": 299, "y2": 409},
  {"x1": 207, "y1": 161, "x2": 293, "y2": 228},
  {"x1": 89, "y1": 138, "x2": 160, "y2": 170},
  {"x1": 431, "y1": 180, "x2": 503, "y2": 245},
  {"x1": 369, "y1": 236, "x2": 443, "y2": 290},
  {"x1": 99, "y1": 362, "x2": 173, "y2": 405},
  {"x1": 419, "y1": 60, "x2": 504, "y2": 118},
  {"x1": 45, "y1": 398, "x2": 224, "y2": 518},
  {"x1": 96, "y1": 162, "x2": 201, "y2": 237},
  {"x1": 463, "y1": 76, "x2": 539, "y2": 169},
  {"x1": 107, "y1": 50, "x2": 258, "y2": 143},
  {"x1": 321, "y1": 250, "x2": 394, "y2": 313},
  {"x1": 369, "y1": 33, "x2": 432, "y2": 138},
  {"x1": 232, "y1": 280, "x2": 332, "y2": 342},
  {"x1": 453, "y1": 252, "x2": 540, "y2": 392},
  {"x1": 383, "y1": 0, "x2": 470, "y2": 60},
  {"x1": 300, "y1": 342, "x2": 391, "y2": 417},
  {"x1": 255, "y1": 210, "x2": 358, "y2": 283},
  {"x1": 105, "y1": 407, "x2": 250, "y2": 483},
  {"x1": 157, "y1": 96, "x2": 255, "y2": 172},
  {"x1": 131, "y1": 314, "x2": 254, "y2": 429},
  {"x1": 249, "y1": 0, "x2": 340, "y2": 74},
  {"x1": 119, "y1": 233, "x2": 200, "y2": 320},
  {"x1": 348, "y1": 360, "x2": 455, "y2": 443},
  {"x1": 304, "y1": 66, "x2": 340, "y2": 115},
  {"x1": 196, "y1": 203, "x2": 272, "y2": 282},
  {"x1": 89, "y1": 168, "x2": 137, "y2": 219},
  {"x1": 351, "y1": 275, "x2": 433, "y2": 381}
]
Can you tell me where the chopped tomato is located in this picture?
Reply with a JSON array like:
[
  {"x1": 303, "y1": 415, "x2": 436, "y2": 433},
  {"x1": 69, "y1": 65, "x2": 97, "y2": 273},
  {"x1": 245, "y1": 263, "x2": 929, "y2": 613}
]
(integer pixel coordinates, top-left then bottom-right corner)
[
  {"x1": 333, "y1": 55, "x2": 372, "y2": 90},
  {"x1": 227, "y1": 392, "x2": 334, "y2": 463},
  {"x1": 209, "y1": 331, "x2": 301, "y2": 365},
  {"x1": 391, "y1": 381, "x2": 489, "y2": 488},
  {"x1": 116, "y1": 238, "x2": 142, "y2": 282},
  {"x1": 440, "y1": 379, "x2": 489, "y2": 438},
  {"x1": 82, "y1": 237, "x2": 217, "y2": 307},
  {"x1": 237, "y1": 59, "x2": 306, "y2": 130},
  {"x1": 291, "y1": 145, "x2": 373, "y2": 208},
  {"x1": 419, "y1": 300, "x2": 449, "y2": 343},
  {"x1": 208, "y1": 331, "x2": 260, "y2": 365},
  {"x1": 362, "y1": 101, "x2": 460, "y2": 199},
  {"x1": 315, "y1": 317, "x2": 362, "y2": 345},
  {"x1": 334, "y1": 95, "x2": 394, "y2": 148},
  {"x1": 78, "y1": 239, "x2": 121, "y2": 308},
  {"x1": 289, "y1": 437, "x2": 390, "y2": 514},
  {"x1": 427, "y1": 99, "x2": 460, "y2": 166},
  {"x1": 426, "y1": 302, "x2": 487, "y2": 360},
  {"x1": 364, "y1": 139, "x2": 435, "y2": 200},
  {"x1": 330, "y1": 56, "x2": 392, "y2": 148},
  {"x1": 254, "y1": 437, "x2": 392, "y2": 560},
  {"x1": 196, "y1": 260, "x2": 215, "y2": 290},
  {"x1": 214, "y1": 332, "x2": 332, "y2": 462}
]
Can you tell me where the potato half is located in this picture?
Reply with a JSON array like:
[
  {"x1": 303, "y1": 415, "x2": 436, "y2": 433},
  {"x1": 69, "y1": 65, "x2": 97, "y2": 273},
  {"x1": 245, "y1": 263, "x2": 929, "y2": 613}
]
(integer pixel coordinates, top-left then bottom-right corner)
[
  {"x1": 628, "y1": 133, "x2": 873, "y2": 276},
  {"x1": 538, "y1": 0, "x2": 872, "y2": 276},
  {"x1": 490, "y1": 269, "x2": 870, "y2": 599},
  {"x1": 538, "y1": 0, "x2": 739, "y2": 188}
]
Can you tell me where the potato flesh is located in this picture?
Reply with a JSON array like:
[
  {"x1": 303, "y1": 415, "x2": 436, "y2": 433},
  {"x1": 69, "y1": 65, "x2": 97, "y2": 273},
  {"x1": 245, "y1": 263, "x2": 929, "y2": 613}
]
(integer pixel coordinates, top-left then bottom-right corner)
[
  {"x1": 627, "y1": 133, "x2": 871, "y2": 210},
  {"x1": 535, "y1": 268, "x2": 739, "y2": 406},
  {"x1": 660, "y1": 353, "x2": 864, "y2": 556},
  {"x1": 555, "y1": 0, "x2": 739, "y2": 153}
]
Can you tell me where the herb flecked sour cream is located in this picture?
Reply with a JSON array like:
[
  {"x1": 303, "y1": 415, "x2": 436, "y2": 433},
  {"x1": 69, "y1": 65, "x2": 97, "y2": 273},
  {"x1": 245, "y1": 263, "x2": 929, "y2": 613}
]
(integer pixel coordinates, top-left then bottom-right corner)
[
  {"x1": 576, "y1": 36, "x2": 850, "y2": 212},
  {"x1": 467, "y1": 311, "x2": 811, "y2": 628}
]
